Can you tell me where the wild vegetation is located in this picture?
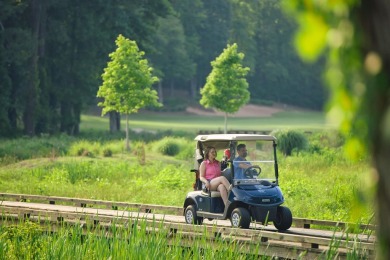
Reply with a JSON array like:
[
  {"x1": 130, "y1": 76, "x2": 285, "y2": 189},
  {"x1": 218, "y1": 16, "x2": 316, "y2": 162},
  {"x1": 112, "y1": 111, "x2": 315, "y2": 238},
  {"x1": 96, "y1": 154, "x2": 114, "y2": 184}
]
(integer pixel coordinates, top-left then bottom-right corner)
[
  {"x1": 0, "y1": 129, "x2": 373, "y2": 224},
  {"x1": 0, "y1": 113, "x2": 375, "y2": 258}
]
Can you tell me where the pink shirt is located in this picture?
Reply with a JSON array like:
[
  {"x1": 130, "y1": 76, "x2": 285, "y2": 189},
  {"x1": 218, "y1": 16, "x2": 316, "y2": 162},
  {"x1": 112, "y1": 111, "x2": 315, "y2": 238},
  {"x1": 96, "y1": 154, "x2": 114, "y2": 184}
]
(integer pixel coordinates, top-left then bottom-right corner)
[{"x1": 204, "y1": 159, "x2": 221, "y2": 180}]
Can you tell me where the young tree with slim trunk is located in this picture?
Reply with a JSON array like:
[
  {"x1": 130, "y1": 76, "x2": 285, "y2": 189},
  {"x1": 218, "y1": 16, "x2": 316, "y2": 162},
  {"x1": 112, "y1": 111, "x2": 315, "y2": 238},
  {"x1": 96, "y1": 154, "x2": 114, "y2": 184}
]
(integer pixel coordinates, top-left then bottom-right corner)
[
  {"x1": 200, "y1": 43, "x2": 250, "y2": 133},
  {"x1": 97, "y1": 35, "x2": 160, "y2": 151}
]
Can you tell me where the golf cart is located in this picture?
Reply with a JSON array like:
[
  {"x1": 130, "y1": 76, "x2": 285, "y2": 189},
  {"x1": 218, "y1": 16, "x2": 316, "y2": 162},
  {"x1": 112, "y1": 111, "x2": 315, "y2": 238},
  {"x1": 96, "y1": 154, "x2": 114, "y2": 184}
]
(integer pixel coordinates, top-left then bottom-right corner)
[{"x1": 183, "y1": 134, "x2": 292, "y2": 230}]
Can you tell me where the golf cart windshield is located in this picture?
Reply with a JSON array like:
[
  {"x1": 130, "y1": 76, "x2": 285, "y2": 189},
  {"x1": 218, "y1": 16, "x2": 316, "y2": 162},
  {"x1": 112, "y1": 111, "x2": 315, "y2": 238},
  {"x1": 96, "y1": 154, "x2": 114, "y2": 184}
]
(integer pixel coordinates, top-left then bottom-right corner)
[
  {"x1": 193, "y1": 134, "x2": 278, "y2": 186},
  {"x1": 232, "y1": 140, "x2": 276, "y2": 183}
]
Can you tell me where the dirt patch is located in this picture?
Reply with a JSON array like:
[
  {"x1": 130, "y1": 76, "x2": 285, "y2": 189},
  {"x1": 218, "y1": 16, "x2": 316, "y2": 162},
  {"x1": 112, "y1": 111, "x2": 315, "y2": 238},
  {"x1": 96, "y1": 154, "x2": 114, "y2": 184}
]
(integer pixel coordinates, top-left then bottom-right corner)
[{"x1": 186, "y1": 104, "x2": 283, "y2": 117}]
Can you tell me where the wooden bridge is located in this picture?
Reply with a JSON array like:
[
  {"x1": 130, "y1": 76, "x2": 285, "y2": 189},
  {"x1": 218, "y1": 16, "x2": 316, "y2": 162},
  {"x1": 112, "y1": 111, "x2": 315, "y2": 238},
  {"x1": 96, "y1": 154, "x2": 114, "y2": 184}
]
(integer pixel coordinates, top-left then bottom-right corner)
[{"x1": 0, "y1": 193, "x2": 376, "y2": 259}]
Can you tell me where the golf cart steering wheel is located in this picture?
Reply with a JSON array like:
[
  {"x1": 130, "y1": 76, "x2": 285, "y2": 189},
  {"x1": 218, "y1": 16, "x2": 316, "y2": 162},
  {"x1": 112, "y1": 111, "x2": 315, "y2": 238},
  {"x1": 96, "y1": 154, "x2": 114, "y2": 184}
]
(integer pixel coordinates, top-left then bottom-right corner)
[{"x1": 244, "y1": 165, "x2": 262, "y2": 178}]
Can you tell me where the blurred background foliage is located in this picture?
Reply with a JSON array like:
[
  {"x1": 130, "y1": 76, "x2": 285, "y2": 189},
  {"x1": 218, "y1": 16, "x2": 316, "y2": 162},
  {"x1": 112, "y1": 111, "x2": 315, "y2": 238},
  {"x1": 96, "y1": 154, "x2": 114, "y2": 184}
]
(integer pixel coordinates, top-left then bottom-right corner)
[{"x1": 0, "y1": 0, "x2": 326, "y2": 137}]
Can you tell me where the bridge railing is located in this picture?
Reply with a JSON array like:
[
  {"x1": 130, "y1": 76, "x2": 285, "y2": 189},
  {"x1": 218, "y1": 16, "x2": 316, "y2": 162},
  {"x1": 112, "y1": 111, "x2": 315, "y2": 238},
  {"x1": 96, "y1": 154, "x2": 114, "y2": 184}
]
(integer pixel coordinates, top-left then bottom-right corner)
[{"x1": 0, "y1": 192, "x2": 376, "y2": 232}]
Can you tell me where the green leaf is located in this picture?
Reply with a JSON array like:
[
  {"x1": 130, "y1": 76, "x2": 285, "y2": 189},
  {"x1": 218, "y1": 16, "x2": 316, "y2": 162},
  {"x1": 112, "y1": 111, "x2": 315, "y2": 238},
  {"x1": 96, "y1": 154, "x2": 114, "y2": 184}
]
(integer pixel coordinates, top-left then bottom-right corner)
[{"x1": 294, "y1": 13, "x2": 328, "y2": 62}]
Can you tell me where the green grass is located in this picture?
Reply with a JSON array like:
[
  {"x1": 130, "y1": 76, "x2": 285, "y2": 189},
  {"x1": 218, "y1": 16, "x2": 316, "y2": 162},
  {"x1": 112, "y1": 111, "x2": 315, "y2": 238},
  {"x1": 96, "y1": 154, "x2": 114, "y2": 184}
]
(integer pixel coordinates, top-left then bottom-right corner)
[
  {"x1": 0, "y1": 217, "x2": 372, "y2": 259},
  {"x1": 0, "y1": 111, "x2": 375, "y2": 258},
  {"x1": 81, "y1": 110, "x2": 333, "y2": 133},
  {"x1": 0, "y1": 220, "x2": 271, "y2": 259},
  {"x1": 0, "y1": 136, "x2": 373, "y2": 224},
  {"x1": 0, "y1": 131, "x2": 375, "y2": 258}
]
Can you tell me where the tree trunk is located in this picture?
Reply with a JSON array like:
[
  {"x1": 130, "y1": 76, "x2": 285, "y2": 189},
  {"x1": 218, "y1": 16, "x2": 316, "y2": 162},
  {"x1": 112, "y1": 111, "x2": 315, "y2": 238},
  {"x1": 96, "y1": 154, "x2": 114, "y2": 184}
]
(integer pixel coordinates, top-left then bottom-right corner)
[
  {"x1": 158, "y1": 81, "x2": 164, "y2": 104},
  {"x1": 60, "y1": 101, "x2": 74, "y2": 135},
  {"x1": 125, "y1": 113, "x2": 130, "y2": 151},
  {"x1": 374, "y1": 147, "x2": 390, "y2": 259},
  {"x1": 190, "y1": 78, "x2": 197, "y2": 99},
  {"x1": 109, "y1": 111, "x2": 120, "y2": 132},
  {"x1": 359, "y1": 0, "x2": 390, "y2": 258},
  {"x1": 224, "y1": 112, "x2": 228, "y2": 134},
  {"x1": 73, "y1": 103, "x2": 81, "y2": 135},
  {"x1": 170, "y1": 80, "x2": 174, "y2": 97},
  {"x1": 24, "y1": 0, "x2": 42, "y2": 136}
]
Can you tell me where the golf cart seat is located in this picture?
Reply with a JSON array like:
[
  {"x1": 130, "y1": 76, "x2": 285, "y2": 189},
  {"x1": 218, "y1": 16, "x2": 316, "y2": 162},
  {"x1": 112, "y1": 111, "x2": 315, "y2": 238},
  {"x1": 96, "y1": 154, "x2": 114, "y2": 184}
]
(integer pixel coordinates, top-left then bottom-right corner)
[{"x1": 201, "y1": 190, "x2": 221, "y2": 197}]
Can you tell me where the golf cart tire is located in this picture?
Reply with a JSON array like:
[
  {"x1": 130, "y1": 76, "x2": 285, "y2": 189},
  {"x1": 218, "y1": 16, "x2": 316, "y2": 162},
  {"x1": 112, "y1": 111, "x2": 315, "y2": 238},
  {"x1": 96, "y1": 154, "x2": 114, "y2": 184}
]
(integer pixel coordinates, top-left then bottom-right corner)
[
  {"x1": 185, "y1": 205, "x2": 203, "y2": 225},
  {"x1": 230, "y1": 207, "x2": 251, "y2": 229},
  {"x1": 273, "y1": 206, "x2": 292, "y2": 231}
]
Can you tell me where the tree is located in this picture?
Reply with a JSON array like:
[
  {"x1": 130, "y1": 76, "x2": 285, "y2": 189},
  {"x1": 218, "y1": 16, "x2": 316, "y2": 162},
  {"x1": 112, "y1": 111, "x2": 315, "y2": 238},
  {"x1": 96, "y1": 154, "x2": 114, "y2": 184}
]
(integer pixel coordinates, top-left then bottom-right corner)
[
  {"x1": 148, "y1": 14, "x2": 196, "y2": 101},
  {"x1": 97, "y1": 35, "x2": 161, "y2": 150},
  {"x1": 283, "y1": 0, "x2": 390, "y2": 258},
  {"x1": 200, "y1": 43, "x2": 250, "y2": 133}
]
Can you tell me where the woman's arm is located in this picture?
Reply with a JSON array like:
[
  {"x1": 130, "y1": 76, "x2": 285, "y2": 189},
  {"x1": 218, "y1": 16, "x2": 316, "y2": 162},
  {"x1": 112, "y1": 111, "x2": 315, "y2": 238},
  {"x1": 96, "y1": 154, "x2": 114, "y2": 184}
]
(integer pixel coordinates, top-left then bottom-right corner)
[{"x1": 199, "y1": 162, "x2": 210, "y2": 188}]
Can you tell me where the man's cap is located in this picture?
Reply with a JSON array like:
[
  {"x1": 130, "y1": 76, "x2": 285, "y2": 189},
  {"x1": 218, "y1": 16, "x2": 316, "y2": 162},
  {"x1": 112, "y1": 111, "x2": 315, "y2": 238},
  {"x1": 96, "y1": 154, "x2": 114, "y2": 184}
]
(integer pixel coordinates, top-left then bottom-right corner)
[{"x1": 224, "y1": 149, "x2": 231, "y2": 159}]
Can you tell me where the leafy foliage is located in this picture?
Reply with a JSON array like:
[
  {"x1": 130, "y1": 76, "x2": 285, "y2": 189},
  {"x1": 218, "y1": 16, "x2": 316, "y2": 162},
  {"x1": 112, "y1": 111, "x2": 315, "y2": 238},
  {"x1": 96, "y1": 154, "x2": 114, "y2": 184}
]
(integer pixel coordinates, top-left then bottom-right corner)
[
  {"x1": 200, "y1": 43, "x2": 250, "y2": 114},
  {"x1": 273, "y1": 129, "x2": 308, "y2": 156},
  {"x1": 283, "y1": 2, "x2": 390, "y2": 257},
  {"x1": 97, "y1": 35, "x2": 160, "y2": 116},
  {"x1": 1, "y1": 1, "x2": 329, "y2": 138},
  {"x1": 200, "y1": 43, "x2": 250, "y2": 132},
  {"x1": 0, "y1": 222, "x2": 44, "y2": 259},
  {"x1": 153, "y1": 137, "x2": 182, "y2": 156}
]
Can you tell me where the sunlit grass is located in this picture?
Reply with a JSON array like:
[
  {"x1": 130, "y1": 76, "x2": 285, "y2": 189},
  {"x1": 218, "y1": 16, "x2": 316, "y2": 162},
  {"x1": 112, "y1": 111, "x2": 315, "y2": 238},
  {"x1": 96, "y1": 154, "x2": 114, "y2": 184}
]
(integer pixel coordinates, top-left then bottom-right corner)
[
  {"x1": 0, "y1": 142, "x2": 373, "y2": 224},
  {"x1": 81, "y1": 110, "x2": 334, "y2": 133},
  {"x1": 0, "y1": 215, "x2": 372, "y2": 259},
  {"x1": 0, "y1": 131, "x2": 375, "y2": 258}
]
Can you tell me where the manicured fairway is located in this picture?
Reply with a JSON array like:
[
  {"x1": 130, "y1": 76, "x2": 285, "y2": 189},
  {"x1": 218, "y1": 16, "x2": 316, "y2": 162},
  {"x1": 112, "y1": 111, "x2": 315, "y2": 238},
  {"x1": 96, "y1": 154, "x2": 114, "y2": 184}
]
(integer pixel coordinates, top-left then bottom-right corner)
[{"x1": 81, "y1": 111, "x2": 335, "y2": 133}]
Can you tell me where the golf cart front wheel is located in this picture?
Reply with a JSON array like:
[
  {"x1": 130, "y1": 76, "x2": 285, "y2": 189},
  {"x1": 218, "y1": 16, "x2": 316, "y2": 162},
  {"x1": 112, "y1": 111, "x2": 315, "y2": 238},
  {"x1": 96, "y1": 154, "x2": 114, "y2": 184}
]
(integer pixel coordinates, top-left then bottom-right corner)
[
  {"x1": 185, "y1": 205, "x2": 203, "y2": 225},
  {"x1": 273, "y1": 206, "x2": 292, "y2": 231},
  {"x1": 230, "y1": 207, "x2": 251, "y2": 229}
]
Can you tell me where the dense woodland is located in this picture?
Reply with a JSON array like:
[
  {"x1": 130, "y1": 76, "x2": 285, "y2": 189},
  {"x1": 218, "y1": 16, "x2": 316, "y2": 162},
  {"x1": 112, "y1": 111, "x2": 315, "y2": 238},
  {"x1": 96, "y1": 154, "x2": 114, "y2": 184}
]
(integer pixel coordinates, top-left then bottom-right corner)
[{"x1": 0, "y1": 0, "x2": 325, "y2": 137}]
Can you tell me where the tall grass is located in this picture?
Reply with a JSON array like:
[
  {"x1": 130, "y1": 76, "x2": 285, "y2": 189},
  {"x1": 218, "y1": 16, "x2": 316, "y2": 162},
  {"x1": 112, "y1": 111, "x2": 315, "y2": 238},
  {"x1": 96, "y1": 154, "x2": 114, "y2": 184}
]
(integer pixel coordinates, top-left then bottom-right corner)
[
  {"x1": 279, "y1": 151, "x2": 373, "y2": 223},
  {"x1": 0, "y1": 131, "x2": 374, "y2": 223},
  {"x1": 0, "y1": 218, "x2": 263, "y2": 259},
  {"x1": 0, "y1": 217, "x2": 371, "y2": 259},
  {"x1": 0, "y1": 131, "x2": 375, "y2": 258}
]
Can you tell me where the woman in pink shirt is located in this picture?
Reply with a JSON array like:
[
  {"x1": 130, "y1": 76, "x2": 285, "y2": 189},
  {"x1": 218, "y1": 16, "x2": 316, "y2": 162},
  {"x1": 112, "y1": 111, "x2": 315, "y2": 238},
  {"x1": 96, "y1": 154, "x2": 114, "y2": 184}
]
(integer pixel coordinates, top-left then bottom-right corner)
[{"x1": 199, "y1": 146, "x2": 230, "y2": 206}]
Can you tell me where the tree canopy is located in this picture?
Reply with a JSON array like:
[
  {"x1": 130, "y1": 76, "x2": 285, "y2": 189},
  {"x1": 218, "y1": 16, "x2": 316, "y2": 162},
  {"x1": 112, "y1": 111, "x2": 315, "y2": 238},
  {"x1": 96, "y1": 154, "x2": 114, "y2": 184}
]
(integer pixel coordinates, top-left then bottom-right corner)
[
  {"x1": 97, "y1": 35, "x2": 160, "y2": 115},
  {"x1": 97, "y1": 35, "x2": 160, "y2": 150},
  {"x1": 200, "y1": 43, "x2": 250, "y2": 133},
  {"x1": 1, "y1": 0, "x2": 326, "y2": 137}
]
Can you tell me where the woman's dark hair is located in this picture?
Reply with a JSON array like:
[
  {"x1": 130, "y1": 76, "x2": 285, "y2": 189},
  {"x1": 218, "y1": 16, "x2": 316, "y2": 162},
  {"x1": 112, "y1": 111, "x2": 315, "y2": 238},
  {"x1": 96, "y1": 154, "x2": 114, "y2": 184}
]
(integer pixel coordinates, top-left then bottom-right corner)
[{"x1": 204, "y1": 146, "x2": 216, "y2": 160}]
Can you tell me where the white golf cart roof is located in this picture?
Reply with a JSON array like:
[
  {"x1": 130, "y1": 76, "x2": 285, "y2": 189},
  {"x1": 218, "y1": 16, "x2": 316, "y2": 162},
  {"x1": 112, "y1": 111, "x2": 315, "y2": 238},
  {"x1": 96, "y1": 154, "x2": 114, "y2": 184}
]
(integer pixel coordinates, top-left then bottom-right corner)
[
  {"x1": 194, "y1": 134, "x2": 276, "y2": 150},
  {"x1": 194, "y1": 134, "x2": 276, "y2": 142}
]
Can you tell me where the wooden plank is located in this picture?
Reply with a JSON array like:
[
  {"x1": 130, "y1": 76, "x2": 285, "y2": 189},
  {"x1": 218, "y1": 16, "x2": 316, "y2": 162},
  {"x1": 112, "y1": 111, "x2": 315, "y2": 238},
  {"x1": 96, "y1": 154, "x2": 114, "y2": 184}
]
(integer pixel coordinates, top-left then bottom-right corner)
[
  {"x1": 293, "y1": 217, "x2": 376, "y2": 231},
  {"x1": 0, "y1": 202, "x2": 376, "y2": 253},
  {"x1": 0, "y1": 193, "x2": 183, "y2": 214},
  {"x1": 0, "y1": 192, "x2": 375, "y2": 232}
]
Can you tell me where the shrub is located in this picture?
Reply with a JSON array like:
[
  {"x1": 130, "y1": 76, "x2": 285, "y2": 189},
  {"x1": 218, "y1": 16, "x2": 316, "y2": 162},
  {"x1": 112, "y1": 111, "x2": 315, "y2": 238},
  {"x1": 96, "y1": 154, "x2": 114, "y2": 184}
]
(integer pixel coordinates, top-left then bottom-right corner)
[
  {"x1": 102, "y1": 148, "x2": 113, "y2": 157},
  {"x1": 68, "y1": 140, "x2": 100, "y2": 157},
  {"x1": 176, "y1": 144, "x2": 194, "y2": 160},
  {"x1": 272, "y1": 129, "x2": 308, "y2": 156},
  {"x1": 133, "y1": 142, "x2": 146, "y2": 165},
  {"x1": 1, "y1": 222, "x2": 44, "y2": 259},
  {"x1": 154, "y1": 137, "x2": 181, "y2": 156},
  {"x1": 154, "y1": 165, "x2": 186, "y2": 189}
]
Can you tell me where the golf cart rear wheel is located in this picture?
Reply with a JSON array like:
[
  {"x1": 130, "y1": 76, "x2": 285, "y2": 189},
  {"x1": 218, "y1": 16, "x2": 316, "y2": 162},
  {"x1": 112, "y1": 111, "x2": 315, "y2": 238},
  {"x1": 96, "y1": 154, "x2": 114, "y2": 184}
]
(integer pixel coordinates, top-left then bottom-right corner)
[
  {"x1": 273, "y1": 206, "x2": 292, "y2": 230},
  {"x1": 185, "y1": 205, "x2": 203, "y2": 225},
  {"x1": 230, "y1": 207, "x2": 251, "y2": 229}
]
